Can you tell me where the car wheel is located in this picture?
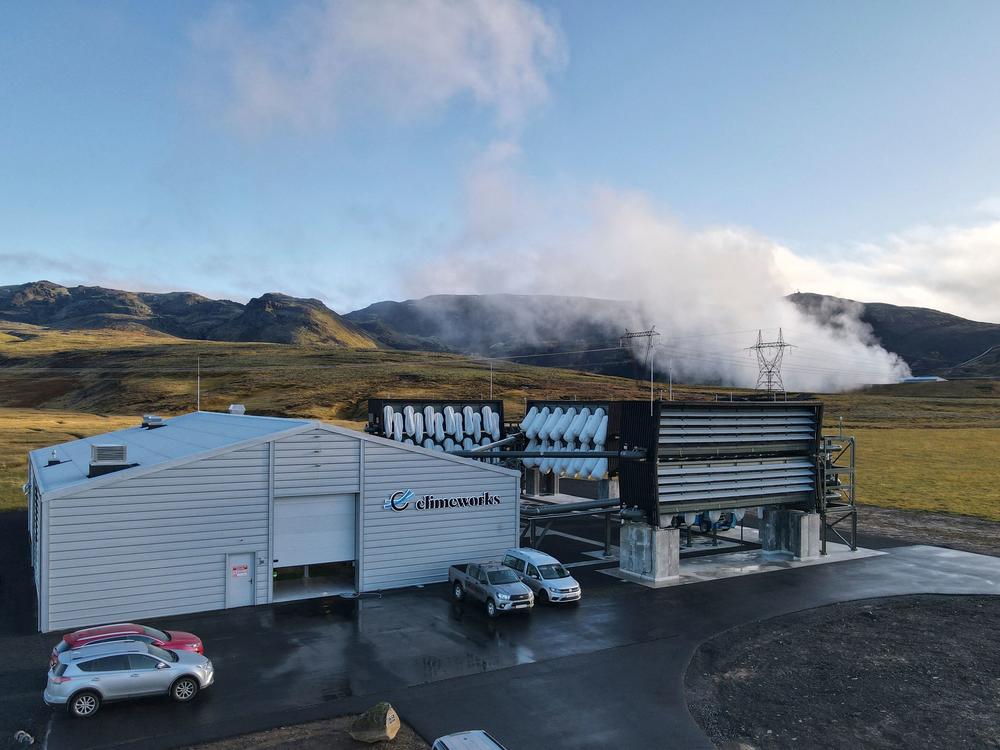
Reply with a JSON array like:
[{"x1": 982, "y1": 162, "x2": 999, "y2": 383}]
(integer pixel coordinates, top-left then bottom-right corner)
[
  {"x1": 171, "y1": 676, "x2": 199, "y2": 703},
  {"x1": 69, "y1": 690, "x2": 101, "y2": 718},
  {"x1": 486, "y1": 599, "x2": 498, "y2": 618},
  {"x1": 536, "y1": 589, "x2": 549, "y2": 605},
  {"x1": 453, "y1": 582, "x2": 464, "y2": 601}
]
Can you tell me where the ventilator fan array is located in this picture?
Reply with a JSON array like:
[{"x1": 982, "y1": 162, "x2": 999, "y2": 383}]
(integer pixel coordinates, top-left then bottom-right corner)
[
  {"x1": 519, "y1": 405, "x2": 609, "y2": 480},
  {"x1": 381, "y1": 403, "x2": 502, "y2": 452}
]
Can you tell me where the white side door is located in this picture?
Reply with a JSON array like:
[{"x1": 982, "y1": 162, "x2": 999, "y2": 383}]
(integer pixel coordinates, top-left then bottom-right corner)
[{"x1": 226, "y1": 552, "x2": 255, "y2": 607}]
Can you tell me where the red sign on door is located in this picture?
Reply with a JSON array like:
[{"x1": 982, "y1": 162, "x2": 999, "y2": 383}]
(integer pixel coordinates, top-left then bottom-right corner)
[{"x1": 232, "y1": 563, "x2": 249, "y2": 577}]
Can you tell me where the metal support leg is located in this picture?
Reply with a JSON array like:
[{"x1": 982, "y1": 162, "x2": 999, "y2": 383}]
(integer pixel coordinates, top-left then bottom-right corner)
[{"x1": 604, "y1": 512, "x2": 612, "y2": 558}]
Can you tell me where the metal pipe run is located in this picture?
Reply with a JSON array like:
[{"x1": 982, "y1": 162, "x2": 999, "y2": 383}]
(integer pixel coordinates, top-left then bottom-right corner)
[
  {"x1": 521, "y1": 498, "x2": 620, "y2": 515},
  {"x1": 468, "y1": 432, "x2": 521, "y2": 452},
  {"x1": 448, "y1": 449, "x2": 647, "y2": 459}
]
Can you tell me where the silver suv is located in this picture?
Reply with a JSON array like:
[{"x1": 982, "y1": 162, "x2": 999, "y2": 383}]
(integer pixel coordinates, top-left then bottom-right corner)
[
  {"x1": 44, "y1": 639, "x2": 214, "y2": 717},
  {"x1": 502, "y1": 548, "x2": 581, "y2": 603}
]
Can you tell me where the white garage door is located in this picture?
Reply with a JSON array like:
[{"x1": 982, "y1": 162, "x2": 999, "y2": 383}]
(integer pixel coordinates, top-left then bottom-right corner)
[{"x1": 274, "y1": 494, "x2": 356, "y2": 567}]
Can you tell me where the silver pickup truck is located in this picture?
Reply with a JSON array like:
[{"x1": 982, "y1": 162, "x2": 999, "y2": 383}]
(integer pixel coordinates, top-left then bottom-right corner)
[{"x1": 448, "y1": 562, "x2": 534, "y2": 618}]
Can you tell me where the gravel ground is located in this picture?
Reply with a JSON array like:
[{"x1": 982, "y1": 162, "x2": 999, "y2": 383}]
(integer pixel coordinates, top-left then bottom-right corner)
[
  {"x1": 685, "y1": 595, "x2": 1000, "y2": 750},
  {"x1": 858, "y1": 504, "x2": 1000, "y2": 557},
  {"x1": 188, "y1": 713, "x2": 428, "y2": 750}
]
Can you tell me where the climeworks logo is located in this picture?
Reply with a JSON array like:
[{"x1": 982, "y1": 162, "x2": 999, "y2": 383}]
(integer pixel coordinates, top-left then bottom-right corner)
[
  {"x1": 383, "y1": 489, "x2": 501, "y2": 512},
  {"x1": 384, "y1": 489, "x2": 415, "y2": 511}
]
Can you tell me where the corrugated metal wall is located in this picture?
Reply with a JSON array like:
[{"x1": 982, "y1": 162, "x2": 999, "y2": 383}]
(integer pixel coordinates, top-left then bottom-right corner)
[
  {"x1": 44, "y1": 444, "x2": 270, "y2": 631},
  {"x1": 274, "y1": 428, "x2": 360, "y2": 496},
  {"x1": 359, "y1": 442, "x2": 519, "y2": 591}
]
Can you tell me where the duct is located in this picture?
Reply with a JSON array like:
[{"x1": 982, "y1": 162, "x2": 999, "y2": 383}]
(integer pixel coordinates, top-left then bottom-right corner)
[{"x1": 521, "y1": 498, "x2": 620, "y2": 515}]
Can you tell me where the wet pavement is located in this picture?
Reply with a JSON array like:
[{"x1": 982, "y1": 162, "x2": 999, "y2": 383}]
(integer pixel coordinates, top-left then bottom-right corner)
[{"x1": 2, "y1": 511, "x2": 999, "y2": 750}]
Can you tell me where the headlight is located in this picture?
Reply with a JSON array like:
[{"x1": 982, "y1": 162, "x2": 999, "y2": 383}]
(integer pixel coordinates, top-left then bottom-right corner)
[{"x1": 497, "y1": 592, "x2": 510, "y2": 600}]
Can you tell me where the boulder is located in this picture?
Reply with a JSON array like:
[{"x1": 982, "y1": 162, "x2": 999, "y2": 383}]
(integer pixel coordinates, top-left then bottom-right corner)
[{"x1": 349, "y1": 702, "x2": 400, "y2": 744}]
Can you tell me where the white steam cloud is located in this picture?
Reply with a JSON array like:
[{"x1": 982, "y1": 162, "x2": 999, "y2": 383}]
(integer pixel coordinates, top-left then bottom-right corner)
[
  {"x1": 409, "y1": 146, "x2": 911, "y2": 392},
  {"x1": 191, "y1": 0, "x2": 566, "y2": 133}
]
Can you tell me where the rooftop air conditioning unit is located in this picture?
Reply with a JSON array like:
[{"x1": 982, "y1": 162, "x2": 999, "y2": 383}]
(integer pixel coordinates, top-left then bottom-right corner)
[
  {"x1": 228, "y1": 404, "x2": 246, "y2": 415},
  {"x1": 142, "y1": 414, "x2": 165, "y2": 429}
]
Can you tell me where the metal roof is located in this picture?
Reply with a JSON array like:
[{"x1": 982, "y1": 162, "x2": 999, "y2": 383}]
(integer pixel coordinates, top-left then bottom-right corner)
[
  {"x1": 30, "y1": 411, "x2": 316, "y2": 496},
  {"x1": 29, "y1": 410, "x2": 519, "y2": 499}
]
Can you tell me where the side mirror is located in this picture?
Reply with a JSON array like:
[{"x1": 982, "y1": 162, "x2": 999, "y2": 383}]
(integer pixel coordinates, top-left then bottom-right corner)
[{"x1": 156, "y1": 662, "x2": 169, "y2": 670}]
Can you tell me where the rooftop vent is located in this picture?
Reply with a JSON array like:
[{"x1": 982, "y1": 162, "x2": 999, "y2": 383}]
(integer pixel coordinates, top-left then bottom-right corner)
[
  {"x1": 228, "y1": 404, "x2": 246, "y2": 415},
  {"x1": 88, "y1": 444, "x2": 135, "y2": 478},
  {"x1": 142, "y1": 414, "x2": 165, "y2": 429},
  {"x1": 91, "y1": 444, "x2": 127, "y2": 465}
]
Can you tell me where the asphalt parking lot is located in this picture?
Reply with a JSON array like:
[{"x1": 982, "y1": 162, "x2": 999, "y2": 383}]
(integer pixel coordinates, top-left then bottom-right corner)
[{"x1": 2, "y1": 510, "x2": 999, "y2": 750}]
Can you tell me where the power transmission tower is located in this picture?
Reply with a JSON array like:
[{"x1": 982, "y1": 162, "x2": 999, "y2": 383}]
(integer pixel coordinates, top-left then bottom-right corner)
[
  {"x1": 620, "y1": 327, "x2": 660, "y2": 371},
  {"x1": 620, "y1": 327, "x2": 661, "y2": 408},
  {"x1": 748, "y1": 328, "x2": 793, "y2": 392}
]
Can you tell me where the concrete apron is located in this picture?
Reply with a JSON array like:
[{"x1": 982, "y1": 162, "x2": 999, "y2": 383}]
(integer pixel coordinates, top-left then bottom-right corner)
[{"x1": 612, "y1": 513, "x2": 883, "y2": 589}]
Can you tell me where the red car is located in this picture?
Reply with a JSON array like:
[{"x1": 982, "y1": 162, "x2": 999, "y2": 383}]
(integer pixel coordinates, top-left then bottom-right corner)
[{"x1": 50, "y1": 623, "x2": 203, "y2": 667}]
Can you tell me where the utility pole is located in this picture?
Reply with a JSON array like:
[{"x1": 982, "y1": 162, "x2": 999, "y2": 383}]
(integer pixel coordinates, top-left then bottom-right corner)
[
  {"x1": 196, "y1": 355, "x2": 201, "y2": 411},
  {"x1": 747, "y1": 329, "x2": 794, "y2": 392},
  {"x1": 489, "y1": 360, "x2": 494, "y2": 399}
]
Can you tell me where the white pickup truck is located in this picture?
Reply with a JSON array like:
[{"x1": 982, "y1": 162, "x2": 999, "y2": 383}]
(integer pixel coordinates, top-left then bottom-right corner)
[{"x1": 448, "y1": 562, "x2": 534, "y2": 618}]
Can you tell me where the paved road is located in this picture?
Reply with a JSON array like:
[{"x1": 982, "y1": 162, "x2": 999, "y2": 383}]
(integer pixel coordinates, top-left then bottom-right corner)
[{"x1": 2, "y1": 511, "x2": 999, "y2": 750}]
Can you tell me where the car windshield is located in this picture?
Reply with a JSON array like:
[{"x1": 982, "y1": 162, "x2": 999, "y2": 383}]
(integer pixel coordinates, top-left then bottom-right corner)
[
  {"x1": 487, "y1": 569, "x2": 519, "y2": 585},
  {"x1": 148, "y1": 645, "x2": 177, "y2": 662},
  {"x1": 538, "y1": 564, "x2": 570, "y2": 580},
  {"x1": 141, "y1": 626, "x2": 169, "y2": 641}
]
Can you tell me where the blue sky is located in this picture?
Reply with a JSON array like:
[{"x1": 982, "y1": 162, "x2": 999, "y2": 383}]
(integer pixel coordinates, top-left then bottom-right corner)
[{"x1": 2, "y1": 0, "x2": 999, "y2": 321}]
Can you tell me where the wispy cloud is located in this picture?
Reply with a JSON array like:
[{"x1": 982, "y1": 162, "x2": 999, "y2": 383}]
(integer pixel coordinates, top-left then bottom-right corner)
[
  {"x1": 777, "y1": 221, "x2": 1000, "y2": 322},
  {"x1": 190, "y1": 0, "x2": 566, "y2": 135}
]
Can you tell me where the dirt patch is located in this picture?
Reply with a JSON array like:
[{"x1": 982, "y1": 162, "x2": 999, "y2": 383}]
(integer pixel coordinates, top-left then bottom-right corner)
[
  {"x1": 859, "y1": 504, "x2": 1000, "y2": 556},
  {"x1": 685, "y1": 595, "x2": 1000, "y2": 750},
  {"x1": 189, "y1": 712, "x2": 429, "y2": 750}
]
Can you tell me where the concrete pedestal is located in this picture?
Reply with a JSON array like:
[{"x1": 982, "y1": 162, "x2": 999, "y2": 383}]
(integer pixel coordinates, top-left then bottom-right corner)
[
  {"x1": 618, "y1": 521, "x2": 680, "y2": 587},
  {"x1": 761, "y1": 508, "x2": 821, "y2": 560}
]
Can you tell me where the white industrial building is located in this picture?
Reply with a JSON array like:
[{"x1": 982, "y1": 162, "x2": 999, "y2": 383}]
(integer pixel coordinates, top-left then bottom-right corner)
[{"x1": 26, "y1": 411, "x2": 520, "y2": 632}]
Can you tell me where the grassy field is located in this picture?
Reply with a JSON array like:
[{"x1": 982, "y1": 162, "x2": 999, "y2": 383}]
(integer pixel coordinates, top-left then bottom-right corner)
[
  {"x1": 850, "y1": 427, "x2": 1000, "y2": 520},
  {"x1": 1, "y1": 324, "x2": 997, "y2": 518},
  {"x1": 0, "y1": 409, "x2": 138, "y2": 511}
]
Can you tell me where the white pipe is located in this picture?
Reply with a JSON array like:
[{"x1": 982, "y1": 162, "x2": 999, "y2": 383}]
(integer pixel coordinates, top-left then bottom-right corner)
[
  {"x1": 538, "y1": 408, "x2": 563, "y2": 442},
  {"x1": 413, "y1": 413, "x2": 424, "y2": 443},
  {"x1": 564, "y1": 408, "x2": 590, "y2": 444},
  {"x1": 523, "y1": 439, "x2": 539, "y2": 468},
  {"x1": 551, "y1": 408, "x2": 576, "y2": 442},
  {"x1": 403, "y1": 406, "x2": 415, "y2": 436},
  {"x1": 383, "y1": 405, "x2": 394, "y2": 438},
  {"x1": 526, "y1": 407, "x2": 549, "y2": 439},
  {"x1": 588, "y1": 456, "x2": 608, "y2": 480},
  {"x1": 593, "y1": 414, "x2": 609, "y2": 448},
  {"x1": 392, "y1": 413, "x2": 403, "y2": 442}
]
